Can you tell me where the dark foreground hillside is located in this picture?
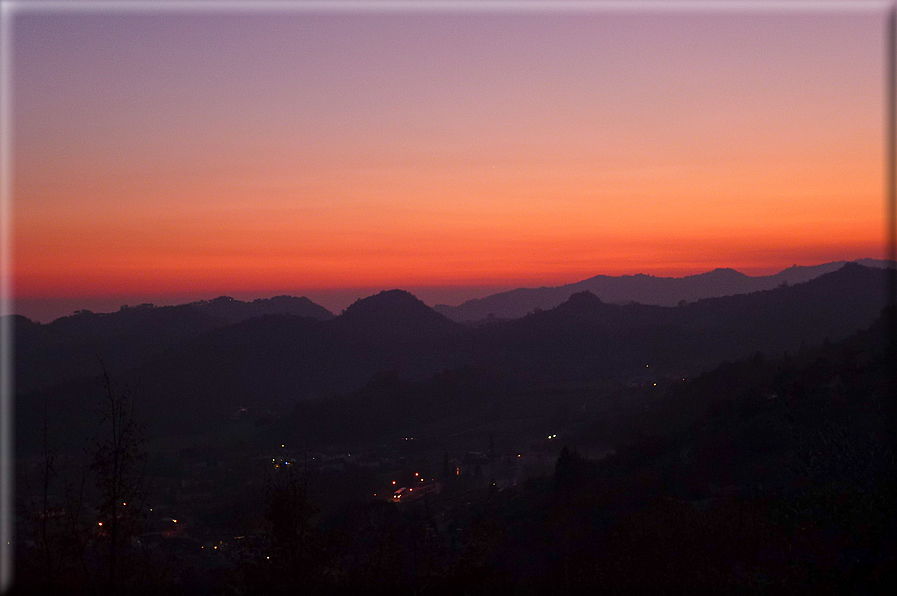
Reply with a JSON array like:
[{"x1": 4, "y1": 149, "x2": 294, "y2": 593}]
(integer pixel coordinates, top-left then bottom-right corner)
[
  {"x1": 13, "y1": 305, "x2": 896, "y2": 594},
  {"x1": 466, "y1": 312, "x2": 896, "y2": 591}
]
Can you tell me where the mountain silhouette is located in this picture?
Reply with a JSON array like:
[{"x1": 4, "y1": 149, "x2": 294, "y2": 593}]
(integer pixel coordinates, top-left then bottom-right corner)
[
  {"x1": 468, "y1": 263, "x2": 890, "y2": 387},
  {"x1": 12, "y1": 294, "x2": 335, "y2": 394},
  {"x1": 434, "y1": 259, "x2": 892, "y2": 322},
  {"x1": 14, "y1": 264, "x2": 891, "y2": 455},
  {"x1": 332, "y1": 289, "x2": 462, "y2": 340},
  {"x1": 191, "y1": 294, "x2": 335, "y2": 323}
]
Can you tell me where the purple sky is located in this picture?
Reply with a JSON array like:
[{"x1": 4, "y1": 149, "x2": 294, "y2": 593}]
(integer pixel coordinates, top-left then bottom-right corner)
[{"x1": 6, "y1": 1, "x2": 890, "y2": 322}]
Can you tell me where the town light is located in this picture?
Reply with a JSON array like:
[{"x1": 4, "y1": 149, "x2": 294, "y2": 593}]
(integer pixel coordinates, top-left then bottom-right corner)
[
  {"x1": 98, "y1": 522, "x2": 103, "y2": 526},
  {"x1": 172, "y1": 519, "x2": 177, "y2": 523}
]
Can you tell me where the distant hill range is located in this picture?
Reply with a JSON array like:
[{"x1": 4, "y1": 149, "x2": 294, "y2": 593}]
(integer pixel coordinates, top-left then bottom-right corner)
[
  {"x1": 13, "y1": 262, "x2": 893, "y2": 455},
  {"x1": 12, "y1": 294, "x2": 335, "y2": 395},
  {"x1": 433, "y1": 258, "x2": 895, "y2": 322}
]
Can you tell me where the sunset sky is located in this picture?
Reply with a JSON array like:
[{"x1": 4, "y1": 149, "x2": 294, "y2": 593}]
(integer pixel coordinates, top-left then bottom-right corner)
[{"x1": 6, "y1": 1, "x2": 890, "y2": 321}]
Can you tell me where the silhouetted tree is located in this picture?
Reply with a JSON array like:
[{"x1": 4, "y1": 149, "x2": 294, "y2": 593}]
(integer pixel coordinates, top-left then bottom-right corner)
[
  {"x1": 258, "y1": 465, "x2": 330, "y2": 592},
  {"x1": 91, "y1": 365, "x2": 147, "y2": 592},
  {"x1": 18, "y1": 404, "x2": 92, "y2": 592},
  {"x1": 29, "y1": 414, "x2": 62, "y2": 590}
]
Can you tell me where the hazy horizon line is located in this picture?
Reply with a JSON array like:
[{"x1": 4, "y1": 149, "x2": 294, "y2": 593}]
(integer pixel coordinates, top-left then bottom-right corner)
[{"x1": 9, "y1": 256, "x2": 891, "y2": 324}]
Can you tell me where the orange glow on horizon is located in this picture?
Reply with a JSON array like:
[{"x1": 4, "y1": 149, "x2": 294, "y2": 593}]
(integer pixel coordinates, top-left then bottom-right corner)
[{"x1": 11, "y1": 10, "x2": 887, "y2": 306}]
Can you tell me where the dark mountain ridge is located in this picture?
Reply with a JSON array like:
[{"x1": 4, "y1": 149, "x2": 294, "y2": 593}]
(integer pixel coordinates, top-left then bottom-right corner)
[
  {"x1": 190, "y1": 294, "x2": 335, "y2": 323},
  {"x1": 331, "y1": 289, "x2": 462, "y2": 340},
  {"x1": 462, "y1": 263, "x2": 890, "y2": 387},
  {"x1": 434, "y1": 258, "x2": 894, "y2": 322},
  {"x1": 12, "y1": 294, "x2": 335, "y2": 395},
  {"x1": 254, "y1": 278, "x2": 895, "y2": 457},
  {"x1": 15, "y1": 264, "x2": 891, "y2": 456}
]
